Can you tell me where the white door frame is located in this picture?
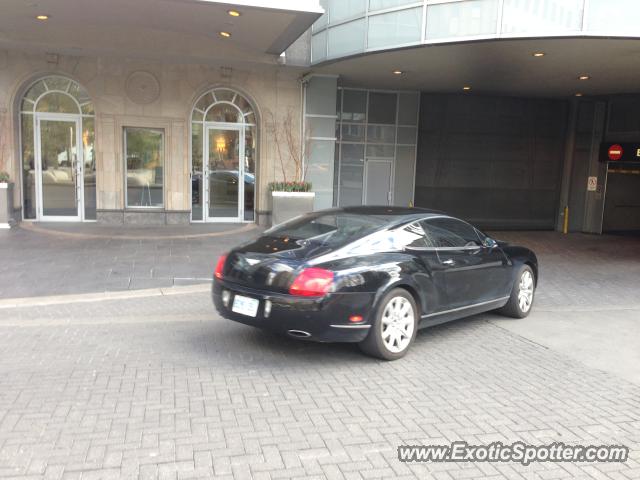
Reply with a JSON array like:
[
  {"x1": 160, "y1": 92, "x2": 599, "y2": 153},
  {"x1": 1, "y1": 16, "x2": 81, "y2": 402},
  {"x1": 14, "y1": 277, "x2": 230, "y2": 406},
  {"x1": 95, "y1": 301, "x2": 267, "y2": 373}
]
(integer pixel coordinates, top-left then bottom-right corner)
[
  {"x1": 34, "y1": 112, "x2": 84, "y2": 222},
  {"x1": 203, "y1": 123, "x2": 245, "y2": 223},
  {"x1": 363, "y1": 158, "x2": 394, "y2": 205}
]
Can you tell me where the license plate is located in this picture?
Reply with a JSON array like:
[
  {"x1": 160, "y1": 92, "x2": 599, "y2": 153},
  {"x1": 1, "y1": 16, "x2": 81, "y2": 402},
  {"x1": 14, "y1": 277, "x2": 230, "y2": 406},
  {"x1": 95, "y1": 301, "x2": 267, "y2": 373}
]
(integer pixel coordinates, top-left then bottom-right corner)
[{"x1": 231, "y1": 295, "x2": 260, "y2": 317}]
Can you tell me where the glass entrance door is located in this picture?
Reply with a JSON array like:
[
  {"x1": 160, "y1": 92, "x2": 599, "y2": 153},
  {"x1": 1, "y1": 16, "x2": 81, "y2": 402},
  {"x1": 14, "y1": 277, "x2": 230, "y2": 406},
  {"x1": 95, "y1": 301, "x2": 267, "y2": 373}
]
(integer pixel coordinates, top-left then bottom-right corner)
[
  {"x1": 205, "y1": 127, "x2": 244, "y2": 221},
  {"x1": 36, "y1": 116, "x2": 82, "y2": 220}
]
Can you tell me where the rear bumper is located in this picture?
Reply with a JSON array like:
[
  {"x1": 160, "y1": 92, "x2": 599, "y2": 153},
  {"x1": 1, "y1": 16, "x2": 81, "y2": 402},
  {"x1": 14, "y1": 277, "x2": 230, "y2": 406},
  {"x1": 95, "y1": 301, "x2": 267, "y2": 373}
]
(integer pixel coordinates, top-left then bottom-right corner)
[{"x1": 212, "y1": 279, "x2": 375, "y2": 343}]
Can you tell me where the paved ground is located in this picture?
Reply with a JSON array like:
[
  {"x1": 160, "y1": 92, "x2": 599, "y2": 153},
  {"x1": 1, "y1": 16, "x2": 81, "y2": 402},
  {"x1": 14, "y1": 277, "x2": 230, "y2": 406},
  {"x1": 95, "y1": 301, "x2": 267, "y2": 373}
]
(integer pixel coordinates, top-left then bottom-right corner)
[
  {"x1": 0, "y1": 293, "x2": 639, "y2": 480},
  {"x1": 0, "y1": 226, "x2": 639, "y2": 479},
  {"x1": 0, "y1": 223, "x2": 259, "y2": 298}
]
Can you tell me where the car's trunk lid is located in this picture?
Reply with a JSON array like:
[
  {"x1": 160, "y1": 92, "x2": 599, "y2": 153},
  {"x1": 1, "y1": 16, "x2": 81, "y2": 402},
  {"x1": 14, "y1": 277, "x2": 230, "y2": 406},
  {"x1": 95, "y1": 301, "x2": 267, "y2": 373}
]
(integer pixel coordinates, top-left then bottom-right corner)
[{"x1": 223, "y1": 235, "x2": 333, "y2": 292}]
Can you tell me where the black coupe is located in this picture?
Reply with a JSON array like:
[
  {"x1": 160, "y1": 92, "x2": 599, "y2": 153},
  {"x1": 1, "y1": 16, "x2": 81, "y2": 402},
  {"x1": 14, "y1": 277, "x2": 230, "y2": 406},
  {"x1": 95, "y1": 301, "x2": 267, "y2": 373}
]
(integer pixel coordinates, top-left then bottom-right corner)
[{"x1": 213, "y1": 207, "x2": 538, "y2": 360}]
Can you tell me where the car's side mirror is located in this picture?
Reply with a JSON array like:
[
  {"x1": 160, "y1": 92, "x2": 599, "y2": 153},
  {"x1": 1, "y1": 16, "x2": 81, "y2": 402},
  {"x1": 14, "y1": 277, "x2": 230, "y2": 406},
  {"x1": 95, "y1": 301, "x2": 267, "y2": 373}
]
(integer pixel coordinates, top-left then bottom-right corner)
[{"x1": 483, "y1": 237, "x2": 498, "y2": 249}]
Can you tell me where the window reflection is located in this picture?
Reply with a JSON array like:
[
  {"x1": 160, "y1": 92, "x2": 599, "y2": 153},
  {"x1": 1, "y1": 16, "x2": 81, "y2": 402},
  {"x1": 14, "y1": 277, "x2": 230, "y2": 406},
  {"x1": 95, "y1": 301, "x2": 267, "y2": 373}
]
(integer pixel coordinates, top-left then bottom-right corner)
[
  {"x1": 125, "y1": 128, "x2": 164, "y2": 208},
  {"x1": 83, "y1": 118, "x2": 96, "y2": 220},
  {"x1": 20, "y1": 76, "x2": 96, "y2": 220},
  {"x1": 21, "y1": 115, "x2": 36, "y2": 219},
  {"x1": 40, "y1": 120, "x2": 78, "y2": 217},
  {"x1": 208, "y1": 129, "x2": 240, "y2": 218},
  {"x1": 191, "y1": 123, "x2": 204, "y2": 221},
  {"x1": 244, "y1": 126, "x2": 256, "y2": 221},
  {"x1": 191, "y1": 88, "x2": 257, "y2": 222}
]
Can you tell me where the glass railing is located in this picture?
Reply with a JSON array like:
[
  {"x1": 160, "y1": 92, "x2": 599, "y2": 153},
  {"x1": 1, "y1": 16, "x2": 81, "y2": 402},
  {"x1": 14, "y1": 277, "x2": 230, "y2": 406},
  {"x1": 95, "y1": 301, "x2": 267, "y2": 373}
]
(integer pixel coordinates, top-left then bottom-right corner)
[{"x1": 311, "y1": 0, "x2": 640, "y2": 64}]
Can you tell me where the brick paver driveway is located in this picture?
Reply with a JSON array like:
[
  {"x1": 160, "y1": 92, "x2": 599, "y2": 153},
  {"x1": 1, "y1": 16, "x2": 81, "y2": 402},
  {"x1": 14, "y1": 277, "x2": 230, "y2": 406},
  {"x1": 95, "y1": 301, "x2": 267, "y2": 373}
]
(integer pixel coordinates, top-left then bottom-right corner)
[{"x1": 0, "y1": 230, "x2": 639, "y2": 479}]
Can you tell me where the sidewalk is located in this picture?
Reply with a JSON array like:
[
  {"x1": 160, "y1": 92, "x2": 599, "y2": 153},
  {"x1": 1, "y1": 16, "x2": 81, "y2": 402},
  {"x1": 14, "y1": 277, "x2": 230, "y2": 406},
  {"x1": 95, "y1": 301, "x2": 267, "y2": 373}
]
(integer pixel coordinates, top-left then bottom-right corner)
[{"x1": 0, "y1": 222, "x2": 261, "y2": 299}]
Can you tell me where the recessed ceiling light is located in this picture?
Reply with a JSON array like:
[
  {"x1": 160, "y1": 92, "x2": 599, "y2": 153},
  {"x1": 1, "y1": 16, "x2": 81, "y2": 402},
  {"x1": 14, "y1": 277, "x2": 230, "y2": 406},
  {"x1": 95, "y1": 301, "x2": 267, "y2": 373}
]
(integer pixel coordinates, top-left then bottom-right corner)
[
  {"x1": 579, "y1": 75, "x2": 590, "y2": 80},
  {"x1": 392, "y1": 70, "x2": 403, "y2": 75},
  {"x1": 575, "y1": 93, "x2": 583, "y2": 97},
  {"x1": 219, "y1": 31, "x2": 231, "y2": 38},
  {"x1": 35, "y1": 14, "x2": 49, "y2": 21},
  {"x1": 463, "y1": 86, "x2": 472, "y2": 91},
  {"x1": 228, "y1": 10, "x2": 241, "y2": 17},
  {"x1": 532, "y1": 52, "x2": 545, "y2": 57}
]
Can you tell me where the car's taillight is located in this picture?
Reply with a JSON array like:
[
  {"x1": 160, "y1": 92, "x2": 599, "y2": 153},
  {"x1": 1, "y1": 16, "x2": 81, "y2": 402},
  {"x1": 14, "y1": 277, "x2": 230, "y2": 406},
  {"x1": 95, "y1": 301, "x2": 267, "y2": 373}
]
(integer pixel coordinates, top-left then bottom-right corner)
[
  {"x1": 289, "y1": 268, "x2": 334, "y2": 297},
  {"x1": 214, "y1": 254, "x2": 228, "y2": 279}
]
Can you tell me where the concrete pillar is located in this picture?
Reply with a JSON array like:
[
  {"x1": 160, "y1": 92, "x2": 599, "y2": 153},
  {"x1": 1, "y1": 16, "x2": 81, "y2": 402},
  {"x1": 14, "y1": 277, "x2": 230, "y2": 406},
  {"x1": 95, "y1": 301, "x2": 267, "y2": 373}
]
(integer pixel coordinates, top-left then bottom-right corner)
[
  {"x1": 565, "y1": 100, "x2": 607, "y2": 233},
  {"x1": 582, "y1": 102, "x2": 607, "y2": 234},
  {"x1": 556, "y1": 100, "x2": 578, "y2": 232}
]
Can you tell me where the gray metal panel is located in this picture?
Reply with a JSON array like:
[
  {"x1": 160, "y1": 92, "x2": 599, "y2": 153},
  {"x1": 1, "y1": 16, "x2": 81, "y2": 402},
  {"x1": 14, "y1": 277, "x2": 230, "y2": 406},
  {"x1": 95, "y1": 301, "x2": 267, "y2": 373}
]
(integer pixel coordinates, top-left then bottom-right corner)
[
  {"x1": 306, "y1": 75, "x2": 338, "y2": 116},
  {"x1": 603, "y1": 173, "x2": 640, "y2": 231},
  {"x1": 305, "y1": 75, "x2": 338, "y2": 210},
  {"x1": 414, "y1": 93, "x2": 567, "y2": 229},
  {"x1": 394, "y1": 146, "x2": 416, "y2": 207},
  {"x1": 365, "y1": 160, "x2": 392, "y2": 205}
]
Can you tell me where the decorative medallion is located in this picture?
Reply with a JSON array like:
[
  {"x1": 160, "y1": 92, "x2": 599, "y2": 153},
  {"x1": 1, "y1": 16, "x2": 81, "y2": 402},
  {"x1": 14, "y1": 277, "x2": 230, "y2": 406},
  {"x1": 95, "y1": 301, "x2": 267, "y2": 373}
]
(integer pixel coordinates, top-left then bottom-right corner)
[{"x1": 125, "y1": 71, "x2": 160, "y2": 105}]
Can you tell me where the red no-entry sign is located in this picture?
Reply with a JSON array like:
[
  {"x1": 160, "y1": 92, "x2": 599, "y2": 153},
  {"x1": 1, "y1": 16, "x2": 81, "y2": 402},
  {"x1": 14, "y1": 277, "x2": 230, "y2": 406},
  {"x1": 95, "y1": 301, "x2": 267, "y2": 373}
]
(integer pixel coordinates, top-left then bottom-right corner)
[{"x1": 608, "y1": 144, "x2": 623, "y2": 161}]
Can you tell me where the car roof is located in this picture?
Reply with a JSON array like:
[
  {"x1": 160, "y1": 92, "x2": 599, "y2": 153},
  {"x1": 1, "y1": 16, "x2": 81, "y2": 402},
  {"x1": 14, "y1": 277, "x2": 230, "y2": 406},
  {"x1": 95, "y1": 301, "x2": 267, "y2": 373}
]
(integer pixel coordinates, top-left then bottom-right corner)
[{"x1": 316, "y1": 206, "x2": 445, "y2": 227}]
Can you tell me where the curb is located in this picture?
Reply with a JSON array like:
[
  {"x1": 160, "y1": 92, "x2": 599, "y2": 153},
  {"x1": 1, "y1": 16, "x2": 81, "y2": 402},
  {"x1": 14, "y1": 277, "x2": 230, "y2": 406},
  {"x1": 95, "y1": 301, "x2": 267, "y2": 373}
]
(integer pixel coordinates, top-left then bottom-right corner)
[
  {"x1": 0, "y1": 283, "x2": 211, "y2": 309},
  {"x1": 535, "y1": 305, "x2": 640, "y2": 313},
  {"x1": 19, "y1": 222, "x2": 258, "y2": 240}
]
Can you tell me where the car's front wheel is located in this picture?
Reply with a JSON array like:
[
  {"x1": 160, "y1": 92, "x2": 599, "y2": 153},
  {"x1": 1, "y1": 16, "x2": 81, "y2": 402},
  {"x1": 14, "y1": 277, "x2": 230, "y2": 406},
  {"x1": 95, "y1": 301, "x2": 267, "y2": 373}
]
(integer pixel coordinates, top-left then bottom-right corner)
[
  {"x1": 498, "y1": 265, "x2": 536, "y2": 318},
  {"x1": 359, "y1": 288, "x2": 418, "y2": 360}
]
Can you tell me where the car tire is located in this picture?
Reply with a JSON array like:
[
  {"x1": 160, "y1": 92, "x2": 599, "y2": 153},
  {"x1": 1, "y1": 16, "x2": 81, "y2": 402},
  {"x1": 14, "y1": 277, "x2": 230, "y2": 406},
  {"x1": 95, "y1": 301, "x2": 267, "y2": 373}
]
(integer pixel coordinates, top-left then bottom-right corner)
[
  {"x1": 498, "y1": 265, "x2": 536, "y2": 318},
  {"x1": 359, "y1": 288, "x2": 418, "y2": 361}
]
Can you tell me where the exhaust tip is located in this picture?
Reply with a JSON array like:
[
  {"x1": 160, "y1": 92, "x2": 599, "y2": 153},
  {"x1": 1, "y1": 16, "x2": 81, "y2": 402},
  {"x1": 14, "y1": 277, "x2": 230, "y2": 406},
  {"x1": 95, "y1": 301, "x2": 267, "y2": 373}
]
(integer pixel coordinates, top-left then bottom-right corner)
[{"x1": 287, "y1": 329, "x2": 312, "y2": 338}]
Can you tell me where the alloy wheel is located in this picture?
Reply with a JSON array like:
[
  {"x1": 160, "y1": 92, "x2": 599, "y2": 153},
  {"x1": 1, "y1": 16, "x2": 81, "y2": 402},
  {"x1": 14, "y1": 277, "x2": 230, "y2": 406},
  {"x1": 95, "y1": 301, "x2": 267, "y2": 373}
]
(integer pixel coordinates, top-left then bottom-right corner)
[
  {"x1": 381, "y1": 296, "x2": 415, "y2": 353},
  {"x1": 518, "y1": 270, "x2": 534, "y2": 313}
]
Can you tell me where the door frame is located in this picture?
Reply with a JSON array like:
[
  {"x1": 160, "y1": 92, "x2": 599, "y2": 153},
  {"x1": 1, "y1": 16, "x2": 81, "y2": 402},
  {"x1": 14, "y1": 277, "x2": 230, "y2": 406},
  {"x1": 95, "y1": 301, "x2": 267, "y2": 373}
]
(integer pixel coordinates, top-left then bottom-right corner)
[
  {"x1": 203, "y1": 123, "x2": 246, "y2": 223},
  {"x1": 34, "y1": 112, "x2": 84, "y2": 222},
  {"x1": 363, "y1": 158, "x2": 394, "y2": 205}
]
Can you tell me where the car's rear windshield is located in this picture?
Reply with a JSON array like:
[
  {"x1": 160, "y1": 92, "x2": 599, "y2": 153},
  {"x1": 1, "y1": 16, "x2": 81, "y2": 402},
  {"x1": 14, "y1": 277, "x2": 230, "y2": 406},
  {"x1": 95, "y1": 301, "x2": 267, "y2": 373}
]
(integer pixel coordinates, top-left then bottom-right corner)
[{"x1": 264, "y1": 213, "x2": 393, "y2": 249}]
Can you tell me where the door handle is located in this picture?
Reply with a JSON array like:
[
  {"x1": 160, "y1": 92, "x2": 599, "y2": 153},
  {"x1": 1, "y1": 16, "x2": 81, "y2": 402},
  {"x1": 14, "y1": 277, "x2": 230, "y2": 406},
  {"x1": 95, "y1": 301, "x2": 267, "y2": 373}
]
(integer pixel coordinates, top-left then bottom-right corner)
[{"x1": 442, "y1": 259, "x2": 455, "y2": 266}]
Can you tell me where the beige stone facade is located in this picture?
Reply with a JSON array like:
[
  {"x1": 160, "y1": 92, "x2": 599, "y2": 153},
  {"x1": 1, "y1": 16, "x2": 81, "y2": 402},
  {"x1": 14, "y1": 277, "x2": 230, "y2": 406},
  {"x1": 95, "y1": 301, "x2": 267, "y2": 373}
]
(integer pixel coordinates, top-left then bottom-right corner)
[{"x1": 0, "y1": 49, "x2": 304, "y2": 224}]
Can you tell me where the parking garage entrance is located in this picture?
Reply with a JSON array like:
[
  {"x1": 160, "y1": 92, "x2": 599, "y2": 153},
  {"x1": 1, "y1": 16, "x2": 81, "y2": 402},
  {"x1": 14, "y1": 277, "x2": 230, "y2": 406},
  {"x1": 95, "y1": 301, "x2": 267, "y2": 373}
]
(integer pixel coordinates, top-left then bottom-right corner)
[{"x1": 600, "y1": 142, "x2": 640, "y2": 233}]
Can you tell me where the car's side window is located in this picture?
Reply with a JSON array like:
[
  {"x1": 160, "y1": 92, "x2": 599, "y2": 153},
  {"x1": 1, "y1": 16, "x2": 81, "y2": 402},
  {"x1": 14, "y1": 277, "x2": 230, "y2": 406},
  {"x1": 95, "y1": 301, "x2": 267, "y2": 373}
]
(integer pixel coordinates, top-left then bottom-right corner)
[
  {"x1": 424, "y1": 218, "x2": 482, "y2": 248},
  {"x1": 399, "y1": 222, "x2": 431, "y2": 248},
  {"x1": 346, "y1": 221, "x2": 428, "y2": 253}
]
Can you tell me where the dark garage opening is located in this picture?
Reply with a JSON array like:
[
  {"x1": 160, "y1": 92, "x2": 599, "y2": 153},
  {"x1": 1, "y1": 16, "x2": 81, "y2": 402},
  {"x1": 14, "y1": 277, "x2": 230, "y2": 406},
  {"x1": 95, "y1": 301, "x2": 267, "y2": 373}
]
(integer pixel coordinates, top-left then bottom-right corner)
[{"x1": 603, "y1": 166, "x2": 640, "y2": 234}]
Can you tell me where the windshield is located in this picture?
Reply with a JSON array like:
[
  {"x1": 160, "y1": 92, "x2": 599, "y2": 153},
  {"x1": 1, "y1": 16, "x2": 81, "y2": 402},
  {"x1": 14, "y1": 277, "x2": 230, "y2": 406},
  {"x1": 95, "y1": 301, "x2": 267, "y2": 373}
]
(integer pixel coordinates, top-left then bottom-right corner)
[{"x1": 264, "y1": 213, "x2": 391, "y2": 249}]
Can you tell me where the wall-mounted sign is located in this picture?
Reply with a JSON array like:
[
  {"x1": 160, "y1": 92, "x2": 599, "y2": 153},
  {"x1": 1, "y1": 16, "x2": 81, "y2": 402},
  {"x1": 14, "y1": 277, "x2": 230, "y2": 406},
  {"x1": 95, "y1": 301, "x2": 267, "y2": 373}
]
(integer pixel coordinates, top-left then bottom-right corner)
[
  {"x1": 587, "y1": 176, "x2": 598, "y2": 191},
  {"x1": 608, "y1": 144, "x2": 623, "y2": 161},
  {"x1": 600, "y1": 142, "x2": 640, "y2": 162}
]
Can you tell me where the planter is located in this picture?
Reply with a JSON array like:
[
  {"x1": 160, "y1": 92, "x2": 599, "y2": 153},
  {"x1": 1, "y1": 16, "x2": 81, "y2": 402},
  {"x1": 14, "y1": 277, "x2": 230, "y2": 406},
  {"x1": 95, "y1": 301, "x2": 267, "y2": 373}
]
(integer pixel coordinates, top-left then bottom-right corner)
[
  {"x1": 270, "y1": 191, "x2": 315, "y2": 226},
  {"x1": 0, "y1": 182, "x2": 15, "y2": 229}
]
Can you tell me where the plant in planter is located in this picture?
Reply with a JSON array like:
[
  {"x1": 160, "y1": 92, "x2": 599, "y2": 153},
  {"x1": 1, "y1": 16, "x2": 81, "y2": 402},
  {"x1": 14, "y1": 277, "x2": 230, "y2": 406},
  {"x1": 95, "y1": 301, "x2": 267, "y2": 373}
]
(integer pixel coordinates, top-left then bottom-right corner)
[
  {"x1": 266, "y1": 109, "x2": 315, "y2": 226},
  {"x1": 268, "y1": 181, "x2": 312, "y2": 193},
  {"x1": 0, "y1": 110, "x2": 15, "y2": 229}
]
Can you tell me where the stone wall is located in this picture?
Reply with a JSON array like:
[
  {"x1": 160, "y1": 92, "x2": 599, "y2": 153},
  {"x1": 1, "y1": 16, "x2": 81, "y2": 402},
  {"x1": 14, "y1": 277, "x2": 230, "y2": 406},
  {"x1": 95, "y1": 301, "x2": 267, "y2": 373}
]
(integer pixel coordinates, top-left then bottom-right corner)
[{"x1": 0, "y1": 49, "x2": 304, "y2": 222}]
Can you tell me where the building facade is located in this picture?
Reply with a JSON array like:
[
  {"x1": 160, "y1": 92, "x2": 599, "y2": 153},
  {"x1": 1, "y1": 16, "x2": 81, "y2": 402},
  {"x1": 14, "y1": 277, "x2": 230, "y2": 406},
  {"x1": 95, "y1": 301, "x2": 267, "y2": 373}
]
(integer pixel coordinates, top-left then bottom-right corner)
[
  {"x1": 0, "y1": 0, "x2": 322, "y2": 226},
  {"x1": 305, "y1": 0, "x2": 640, "y2": 234},
  {"x1": 1, "y1": 0, "x2": 639, "y2": 233}
]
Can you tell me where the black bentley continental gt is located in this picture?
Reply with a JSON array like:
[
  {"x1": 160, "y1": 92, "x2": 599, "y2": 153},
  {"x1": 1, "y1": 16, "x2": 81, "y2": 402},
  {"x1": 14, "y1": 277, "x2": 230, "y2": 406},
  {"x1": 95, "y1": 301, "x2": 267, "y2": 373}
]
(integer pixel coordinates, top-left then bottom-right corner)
[{"x1": 213, "y1": 207, "x2": 538, "y2": 360}]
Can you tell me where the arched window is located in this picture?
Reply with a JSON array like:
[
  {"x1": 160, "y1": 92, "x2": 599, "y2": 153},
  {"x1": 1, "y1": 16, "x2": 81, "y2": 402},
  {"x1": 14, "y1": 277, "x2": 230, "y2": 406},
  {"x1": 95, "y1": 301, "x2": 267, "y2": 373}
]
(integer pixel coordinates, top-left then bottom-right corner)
[
  {"x1": 191, "y1": 88, "x2": 255, "y2": 124},
  {"x1": 191, "y1": 88, "x2": 257, "y2": 222},
  {"x1": 20, "y1": 76, "x2": 96, "y2": 220}
]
